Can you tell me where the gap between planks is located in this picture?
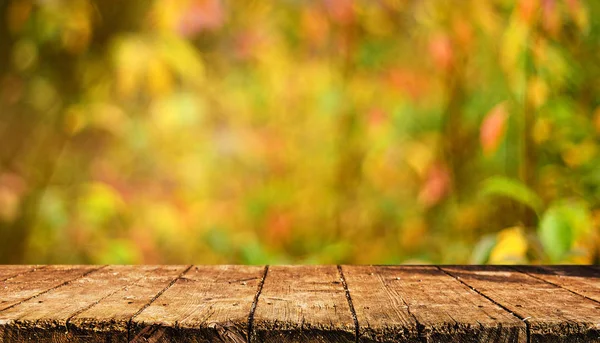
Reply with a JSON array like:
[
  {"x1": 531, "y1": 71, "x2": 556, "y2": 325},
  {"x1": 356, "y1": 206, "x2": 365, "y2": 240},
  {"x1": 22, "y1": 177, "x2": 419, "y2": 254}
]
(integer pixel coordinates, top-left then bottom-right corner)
[
  {"x1": 247, "y1": 265, "x2": 269, "y2": 343},
  {"x1": 0, "y1": 265, "x2": 44, "y2": 283},
  {"x1": 337, "y1": 265, "x2": 360, "y2": 343},
  {"x1": 5, "y1": 265, "x2": 594, "y2": 343},
  {"x1": 0, "y1": 265, "x2": 106, "y2": 313},
  {"x1": 438, "y1": 267, "x2": 532, "y2": 343},
  {"x1": 1, "y1": 265, "x2": 268, "y2": 343},
  {"x1": 509, "y1": 266, "x2": 600, "y2": 306},
  {"x1": 126, "y1": 265, "x2": 194, "y2": 342}
]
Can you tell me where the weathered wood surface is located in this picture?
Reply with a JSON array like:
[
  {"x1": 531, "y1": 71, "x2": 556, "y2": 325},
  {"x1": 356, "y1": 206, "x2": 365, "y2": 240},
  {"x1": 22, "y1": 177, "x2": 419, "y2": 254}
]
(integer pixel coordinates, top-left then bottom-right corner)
[
  {"x1": 252, "y1": 265, "x2": 355, "y2": 343},
  {"x1": 132, "y1": 265, "x2": 265, "y2": 343},
  {"x1": 0, "y1": 265, "x2": 99, "y2": 313},
  {"x1": 0, "y1": 265, "x2": 598, "y2": 343},
  {"x1": 0, "y1": 265, "x2": 188, "y2": 342},
  {"x1": 343, "y1": 265, "x2": 526, "y2": 343},
  {"x1": 0, "y1": 265, "x2": 38, "y2": 282},
  {"x1": 441, "y1": 266, "x2": 600, "y2": 343},
  {"x1": 514, "y1": 265, "x2": 600, "y2": 303}
]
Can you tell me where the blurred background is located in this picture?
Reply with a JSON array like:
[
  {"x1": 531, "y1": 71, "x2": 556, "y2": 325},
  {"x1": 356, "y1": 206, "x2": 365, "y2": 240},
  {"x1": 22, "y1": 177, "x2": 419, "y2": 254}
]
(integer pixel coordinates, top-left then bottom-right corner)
[{"x1": 0, "y1": 0, "x2": 598, "y2": 265}]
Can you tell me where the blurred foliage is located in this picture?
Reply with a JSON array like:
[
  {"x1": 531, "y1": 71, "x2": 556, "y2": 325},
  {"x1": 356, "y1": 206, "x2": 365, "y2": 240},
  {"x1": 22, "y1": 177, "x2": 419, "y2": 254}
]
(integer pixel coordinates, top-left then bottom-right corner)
[{"x1": 0, "y1": 0, "x2": 599, "y2": 264}]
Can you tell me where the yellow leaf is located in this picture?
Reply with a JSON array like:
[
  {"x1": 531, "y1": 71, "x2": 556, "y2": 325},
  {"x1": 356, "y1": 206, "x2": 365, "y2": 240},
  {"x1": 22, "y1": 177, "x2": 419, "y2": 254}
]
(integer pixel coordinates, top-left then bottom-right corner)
[
  {"x1": 405, "y1": 140, "x2": 436, "y2": 178},
  {"x1": 532, "y1": 117, "x2": 551, "y2": 144},
  {"x1": 113, "y1": 37, "x2": 148, "y2": 97},
  {"x1": 527, "y1": 77, "x2": 548, "y2": 109},
  {"x1": 566, "y1": 0, "x2": 589, "y2": 33},
  {"x1": 78, "y1": 182, "x2": 125, "y2": 227},
  {"x1": 561, "y1": 140, "x2": 597, "y2": 168},
  {"x1": 146, "y1": 57, "x2": 173, "y2": 96},
  {"x1": 501, "y1": 17, "x2": 528, "y2": 95},
  {"x1": 63, "y1": 106, "x2": 86, "y2": 135},
  {"x1": 156, "y1": 34, "x2": 205, "y2": 86},
  {"x1": 489, "y1": 227, "x2": 528, "y2": 264}
]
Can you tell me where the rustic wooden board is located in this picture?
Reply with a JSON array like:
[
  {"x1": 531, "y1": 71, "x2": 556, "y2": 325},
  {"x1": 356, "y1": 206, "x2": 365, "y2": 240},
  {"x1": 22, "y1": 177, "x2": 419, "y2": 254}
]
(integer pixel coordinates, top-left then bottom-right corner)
[
  {"x1": 0, "y1": 265, "x2": 182, "y2": 343},
  {"x1": 0, "y1": 265, "x2": 599, "y2": 342},
  {"x1": 514, "y1": 265, "x2": 600, "y2": 303},
  {"x1": 0, "y1": 265, "x2": 38, "y2": 282},
  {"x1": 441, "y1": 266, "x2": 600, "y2": 343},
  {"x1": 0, "y1": 265, "x2": 99, "y2": 312},
  {"x1": 251, "y1": 265, "x2": 355, "y2": 343},
  {"x1": 70, "y1": 265, "x2": 189, "y2": 342},
  {"x1": 131, "y1": 265, "x2": 266, "y2": 343},
  {"x1": 342, "y1": 265, "x2": 526, "y2": 343}
]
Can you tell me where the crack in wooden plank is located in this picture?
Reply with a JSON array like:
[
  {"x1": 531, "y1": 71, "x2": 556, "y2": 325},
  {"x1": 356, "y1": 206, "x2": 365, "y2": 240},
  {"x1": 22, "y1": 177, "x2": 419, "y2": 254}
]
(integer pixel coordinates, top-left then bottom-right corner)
[
  {"x1": 373, "y1": 269, "x2": 426, "y2": 343},
  {"x1": 248, "y1": 265, "x2": 268, "y2": 343},
  {"x1": 337, "y1": 265, "x2": 359, "y2": 343},
  {"x1": 510, "y1": 266, "x2": 600, "y2": 306},
  {"x1": 437, "y1": 266, "x2": 531, "y2": 343},
  {"x1": 0, "y1": 265, "x2": 44, "y2": 283},
  {"x1": 126, "y1": 265, "x2": 193, "y2": 342},
  {"x1": 64, "y1": 281, "x2": 139, "y2": 334},
  {"x1": 0, "y1": 265, "x2": 106, "y2": 314}
]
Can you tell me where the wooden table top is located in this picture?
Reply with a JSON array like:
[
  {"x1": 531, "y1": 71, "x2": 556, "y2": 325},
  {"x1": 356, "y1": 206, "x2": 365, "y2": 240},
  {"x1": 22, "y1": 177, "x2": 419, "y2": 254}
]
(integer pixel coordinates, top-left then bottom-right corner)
[{"x1": 0, "y1": 265, "x2": 598, "y2": 342}]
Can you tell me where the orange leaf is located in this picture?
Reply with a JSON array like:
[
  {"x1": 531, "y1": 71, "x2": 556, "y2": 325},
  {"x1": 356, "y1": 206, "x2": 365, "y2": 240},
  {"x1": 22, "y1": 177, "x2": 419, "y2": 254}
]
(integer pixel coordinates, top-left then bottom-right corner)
[
  {"x1": 429, "y1": 34, "x2": 454, "y2": 72},
  {"x1": 518, "y1": 0, "x2": 540, "y2": 25},
  {"x1": 418, "y1": 162, "x2": 450, "y2": 208},
  {"x1": 323, "y1": 0, "x2": 354, "y2": 25},
  {"x1": 480, "y1": 102, "x2": 509, "y2": 156},
  {"x1": 178, "y1": 0, "x2": 225, "y2": 37}
]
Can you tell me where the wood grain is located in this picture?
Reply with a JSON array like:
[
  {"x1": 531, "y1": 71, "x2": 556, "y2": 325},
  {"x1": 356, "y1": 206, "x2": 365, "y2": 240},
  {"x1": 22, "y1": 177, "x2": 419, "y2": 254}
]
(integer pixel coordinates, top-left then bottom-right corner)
[
  {"x1": 514, "y1": 265, "x2": 600, "y2": 303},
  {"x1": 343, "y1": 265, "x2": 526, "y2": 343},
  {"x1": 70, "y1": 265, "x2": 189, "y2": 342},
  {"x1": 0, "y1": 265, "x2": 598, "y2": 342},
  {"x1": 252, "y1": 265, "x2": 355, "y2": 343},
  {"x1": 0, "y1": 265, "x2": 182, "y2": 343},
  {"x1": 131, "y1": 265, "x2": 266, "y2": 343},
  {"x1": 441, "y1": 266, "x2": 600, "y2": 343},
  {"x1": 0, "y1": 265, "x2": 38, "y2": 282},
  {"x1": 0, "y1": 265, "x2": 98, "y2": 312}
]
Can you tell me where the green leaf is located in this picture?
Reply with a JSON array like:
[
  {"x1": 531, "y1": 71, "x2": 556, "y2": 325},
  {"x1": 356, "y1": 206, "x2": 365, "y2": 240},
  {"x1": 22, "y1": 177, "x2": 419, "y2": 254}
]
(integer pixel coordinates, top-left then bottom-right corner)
[
  {"x1": 240, "y1": 240, "x2": 270, "y2": 265},
  {"x1": 479, "y1": 176, "x2": 544, "y2": 215},
  {"x1": 539, "y1": 207, "x2": 573, "y2": 262},
  {"x1": 538, "y1": 201, "x2": 592, "y2": 262},
  {"x1": 97, "y1": 240, "x2": 141, "y2": 264},
  {"x1": 470, "y1": 234, "x2": 497, "y2": 264},
  {"x1": 78, "y1": 182, "x2": 124, "y2": 227},
  {"x1": 204, "y1": 227, "x2": 232, "y2": 255}
]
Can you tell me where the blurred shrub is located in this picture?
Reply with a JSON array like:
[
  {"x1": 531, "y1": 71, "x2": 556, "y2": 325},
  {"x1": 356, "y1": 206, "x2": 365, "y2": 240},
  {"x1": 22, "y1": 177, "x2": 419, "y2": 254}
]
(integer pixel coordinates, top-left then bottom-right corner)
[{"x1": 0, "y1": 0, "x2": 598, "y2": 264}]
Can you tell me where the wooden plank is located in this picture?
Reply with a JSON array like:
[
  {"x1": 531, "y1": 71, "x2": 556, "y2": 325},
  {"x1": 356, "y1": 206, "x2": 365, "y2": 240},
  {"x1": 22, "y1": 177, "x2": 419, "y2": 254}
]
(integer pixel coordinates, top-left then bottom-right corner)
[
  {"x1": 0, "y1": 265, "x2": 99, "y2": 312},
  {"x1": 342, "y1": 265, "x2": 526, "y2": 343},
  {"x1": 340, "y1": 265, "x2": 419, "y2": 343},
  {"x1": 441, "y1": 266, "x2": 600, "y2": 343},
  {"x1": 0, "y1": 265, "x2": 182, "y2": 343},
  {"x1": 0, "y1": 265, "x2": 597, "y2": 342},
  {"x1": 70, "y1": 265, "x2": 189, "y2": 342},
  {"x1": 131, "y1": 265, "x2": 266, "y2": 343},
  {"x1": 514, "y1": 265, "x2": 600, "y2": 303},
  {"x1": 251, "y1": 265, "x2": 355, "y2": 343},
  {"x1": 0, "y1": 265, "x2": 38, "y2": 282}
]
